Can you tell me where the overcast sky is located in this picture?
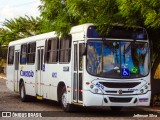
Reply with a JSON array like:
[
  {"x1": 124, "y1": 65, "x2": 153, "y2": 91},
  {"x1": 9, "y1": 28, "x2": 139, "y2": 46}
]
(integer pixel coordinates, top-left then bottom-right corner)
[{"x1": 0, "y1": 0, "x2": 41, "y2": 27}]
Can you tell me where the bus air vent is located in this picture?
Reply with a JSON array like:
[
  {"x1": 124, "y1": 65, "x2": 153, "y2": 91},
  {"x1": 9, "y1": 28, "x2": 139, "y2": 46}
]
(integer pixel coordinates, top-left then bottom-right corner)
[
  {"x1": 109, "y1": 97, "x2": 132, "y2": 103},
  {"x1": 99, "y1": 82, "x2": 140, "y2": 88},
  {"x1": 105, "y1": 91, "x2": 134, "y2": 94}
]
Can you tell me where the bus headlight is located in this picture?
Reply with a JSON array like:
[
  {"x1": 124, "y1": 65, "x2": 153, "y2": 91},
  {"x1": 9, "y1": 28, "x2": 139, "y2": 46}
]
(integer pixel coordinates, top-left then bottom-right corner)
[
  {"x1": 90, "y1": 84, "x2": 103, "y2": 94},
  {"x1": 144, "y1": 85, "x2": 148, "y2": 89},
  {"x1": 90, "y1": 85, "x2": 94, "y2": 89},
  {"x1": 139, "y1": 84, "x2": 148, "y2": 94},
  {"x1": 140, "y1": 89, "x2": 144, "y2": 93}
]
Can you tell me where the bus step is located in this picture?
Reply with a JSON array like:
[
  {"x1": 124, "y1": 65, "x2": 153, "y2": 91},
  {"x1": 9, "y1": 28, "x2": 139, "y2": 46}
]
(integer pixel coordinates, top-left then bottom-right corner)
[
  {"x1": 72, "y1": 102, "x2": 83, "y2": 106},
  {"x1": 36, "y1": 96, "x2": 43, "y2": 100}
]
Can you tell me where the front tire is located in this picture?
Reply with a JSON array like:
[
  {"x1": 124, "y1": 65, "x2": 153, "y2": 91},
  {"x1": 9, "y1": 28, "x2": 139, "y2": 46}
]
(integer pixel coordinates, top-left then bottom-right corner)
[
  {"x1": 20, "y1": 82, "x2": 28, "y2": 102},
  {"x1": 61, "y1": 87, "x2": 73, "y2": 112}
]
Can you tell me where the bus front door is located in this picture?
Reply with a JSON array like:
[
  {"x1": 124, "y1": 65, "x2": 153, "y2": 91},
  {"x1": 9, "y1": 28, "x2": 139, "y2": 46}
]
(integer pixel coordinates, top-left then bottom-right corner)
[
  {"x1": 36, "y1": 47, "x2": 44, "y2": 97},
  {"x1": 73, "y1": 41, "x2": 85, "y2": 103},
  {"x1": 14, "y1": 51, "x2": 19, "y2": 92}
]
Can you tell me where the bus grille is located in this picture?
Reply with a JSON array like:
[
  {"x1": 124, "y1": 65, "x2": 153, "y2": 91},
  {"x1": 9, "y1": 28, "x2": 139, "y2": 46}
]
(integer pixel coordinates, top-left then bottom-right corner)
[
  {"x1": 105, "y1": 91, "x2": 134, "y2": 94},
  {"x1": 109, "y1": 97, "x2": 132, "y2": 103},
  {"x1": 99, "y1": 82, "x2": 140, "y2": 88}
]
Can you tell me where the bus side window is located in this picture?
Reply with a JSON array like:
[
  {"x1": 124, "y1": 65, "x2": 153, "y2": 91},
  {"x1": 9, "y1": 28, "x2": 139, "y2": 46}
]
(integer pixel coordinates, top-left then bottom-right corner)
[
  {"x1": 8, "y1": 46, "x2": 14, "y2": 65},
  {"x1": 44, "y1": 40, "x2": 47, "y2": 63},
  {"x1": 46, "y1": 38, "x2": 59, "y2": 64},
  {"x1": 27, "y1": 42, "x2": 36, "y2": 64},
  {"x1": 79, "y1": 43, "x2": 85, "y2": 70},
  {"x1": 20, "y1": 44, "x2": 27, "y2": 64},
  {"x1": 59, "y1": 35, "x2": 72, "y2": 63}
]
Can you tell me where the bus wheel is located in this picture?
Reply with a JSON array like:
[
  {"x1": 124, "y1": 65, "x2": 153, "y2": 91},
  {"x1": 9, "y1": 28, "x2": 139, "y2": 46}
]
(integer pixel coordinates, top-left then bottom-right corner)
[
  {"x1": 110, "y1": 106, "x2": 122, "y2": 112},
  {"x1": 20, "y1": 82, "x2": 28, "y2": 102},
  {"x1": 61, "y1": 87, "x2": 72, "y2": 112}
]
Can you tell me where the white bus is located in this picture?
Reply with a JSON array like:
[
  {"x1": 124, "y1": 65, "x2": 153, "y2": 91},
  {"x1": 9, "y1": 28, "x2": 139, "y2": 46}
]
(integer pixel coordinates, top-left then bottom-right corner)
[{"x1": 6, "y1": 23, "x2": 151, "y2": 111}]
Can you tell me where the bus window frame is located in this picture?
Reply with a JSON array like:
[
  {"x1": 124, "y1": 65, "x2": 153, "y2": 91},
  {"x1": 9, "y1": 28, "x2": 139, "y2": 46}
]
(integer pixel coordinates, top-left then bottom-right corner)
[
  {"x1": 45, "y1": 37, "x2": 59, "y2": 64},
  {"x1": 59, "y1": 35, "x2": 72, "y2": 64},
  {"x1": 7, "y1": 46, "x2": 15, "y2": 65},
  {"x1": 20, "y1": 44, "x2": 27, "y2": 65},
  {"x1": 27, "y1": 42, "x2": 36, "y2": 65}
]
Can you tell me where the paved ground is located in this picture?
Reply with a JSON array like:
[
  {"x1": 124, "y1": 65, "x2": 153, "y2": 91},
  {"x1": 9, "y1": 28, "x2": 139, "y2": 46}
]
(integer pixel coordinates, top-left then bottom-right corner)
[{"x1": 0, "y1": 76, "x2": 160, "y2": 120}]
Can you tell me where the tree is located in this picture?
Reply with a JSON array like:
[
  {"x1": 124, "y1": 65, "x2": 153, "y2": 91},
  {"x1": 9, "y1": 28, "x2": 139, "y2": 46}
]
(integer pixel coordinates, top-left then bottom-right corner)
[
  {"x1": 0, "y1": 28, "x2": 8, "y2": 69},
  {"x1": 0, "y1": 16, "x2": 44, "y2": 68},
  {"x1": 40, "y1": 0, "x2": 160, "y2": 61},
  {"x1": 0, "y1": 15, "x2": 44, "y2": 45},
  {"x1": 40, "y1": 0, "x2": 79, "y2": 36}
]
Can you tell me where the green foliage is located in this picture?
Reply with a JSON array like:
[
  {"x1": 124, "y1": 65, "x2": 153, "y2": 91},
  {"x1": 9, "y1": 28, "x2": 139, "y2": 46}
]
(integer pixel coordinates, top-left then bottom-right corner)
[
  {"x1": 40, "y1": 0, "x2": 79, "y2": 37},
  {"x1": 0, "y1": 15, "x2": 43, "y2": 45},
  {"x1": 39, "y1": 0, "x2": 160, "y2": 62},
  {"x1": 39, "y1": 0, "x2": 160, "y2": 31}
]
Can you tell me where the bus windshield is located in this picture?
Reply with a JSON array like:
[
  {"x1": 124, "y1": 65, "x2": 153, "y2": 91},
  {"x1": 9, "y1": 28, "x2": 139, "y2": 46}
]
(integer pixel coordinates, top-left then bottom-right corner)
[{"x1": 87, "y1": 40, "x2": 149, "y2": 78}]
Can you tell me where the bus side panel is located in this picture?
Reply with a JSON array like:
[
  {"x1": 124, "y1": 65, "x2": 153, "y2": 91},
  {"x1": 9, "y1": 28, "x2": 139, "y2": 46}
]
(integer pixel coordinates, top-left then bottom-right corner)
[
  {"x1": 6, "y1": 65, "x2": 15, "y2": 91},
  {"x1": 41, "y1": 66, "x2": 50, "y2": 99},
  {"x1": 19, "y1": 65, "x2": 36, "y2": 97},
  {"x1": 42, "y1": 64, "x2": 72, "y2": 101},
  {"x1": 6, "y1": 46, "x2": 15, "y2": 92},
  {"x1": 42, "y1": 64, "x2": 58, "y2": 101},
  {"x1": 56, "y1": 64, "x2": 71, "y2": 102}
]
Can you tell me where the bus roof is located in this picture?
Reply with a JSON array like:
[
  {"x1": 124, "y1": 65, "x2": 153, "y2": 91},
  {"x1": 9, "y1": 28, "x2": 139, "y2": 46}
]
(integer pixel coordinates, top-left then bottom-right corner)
[
  {"x1": 9, "y1": 23, "x2": 94, "y2": 46},
  {"x1": 70, "y1": 23, "x2": 93, "y2": 34},
  {"x1": 8, "y1": 31, "x2": 57, "y2": 46},
  {"x1": 8, "y1": 23, "x2": 148, "y2": 46}
]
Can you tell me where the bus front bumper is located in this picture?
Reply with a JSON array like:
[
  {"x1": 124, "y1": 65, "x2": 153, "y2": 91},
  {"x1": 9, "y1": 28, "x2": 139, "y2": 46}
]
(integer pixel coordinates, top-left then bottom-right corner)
[{"x1": 83, "y1": 91, "x2": 151, "y2": 106}]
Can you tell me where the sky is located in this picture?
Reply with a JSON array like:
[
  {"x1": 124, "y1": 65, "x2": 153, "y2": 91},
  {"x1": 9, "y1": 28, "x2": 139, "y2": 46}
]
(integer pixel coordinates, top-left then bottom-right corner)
[{"x1": 0, "y1": 0, "x2": 41, "y2": 27}]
